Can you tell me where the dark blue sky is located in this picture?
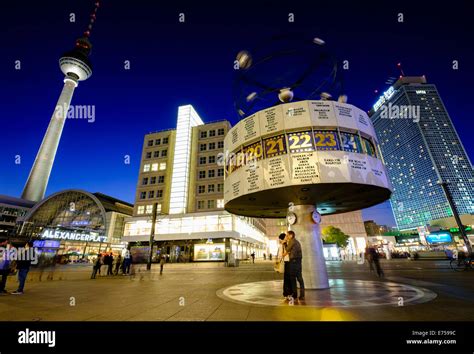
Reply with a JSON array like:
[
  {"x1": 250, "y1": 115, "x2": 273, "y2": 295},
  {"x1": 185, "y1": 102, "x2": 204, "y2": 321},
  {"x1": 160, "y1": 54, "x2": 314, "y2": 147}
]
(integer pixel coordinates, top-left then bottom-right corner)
[{"x1": 1, "y1": 0, "x2": 473, "y2": 227}]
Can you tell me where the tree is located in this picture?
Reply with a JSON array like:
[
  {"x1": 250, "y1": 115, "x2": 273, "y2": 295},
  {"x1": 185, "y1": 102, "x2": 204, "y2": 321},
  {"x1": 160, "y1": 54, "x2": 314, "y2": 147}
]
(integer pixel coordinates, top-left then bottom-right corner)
[{"x1": 322, "y1": 226, "x2": 350, "y2": 248}]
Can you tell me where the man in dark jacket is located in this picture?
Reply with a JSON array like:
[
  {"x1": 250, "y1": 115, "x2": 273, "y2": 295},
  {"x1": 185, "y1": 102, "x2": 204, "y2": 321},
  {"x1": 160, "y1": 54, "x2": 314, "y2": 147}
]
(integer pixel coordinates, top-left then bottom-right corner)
[
  {"x1": 283, "y1": 231, "x2": 305, "y2": 301},
  {"x1": 0, "y1": 240, "x2": 12, "y2": 295},
  {"x1": 12, "y1": 242, "x2": 34, "y2": 295}
]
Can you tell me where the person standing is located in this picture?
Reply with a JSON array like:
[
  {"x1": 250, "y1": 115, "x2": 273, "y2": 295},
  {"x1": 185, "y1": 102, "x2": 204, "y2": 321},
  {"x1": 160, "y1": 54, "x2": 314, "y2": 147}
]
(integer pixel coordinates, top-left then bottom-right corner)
[
  {"x1": 91, "y1": 253, "x2": 102, "y2": 279},
  {"x1": 0, "y1": 240, "x2": 12, "y2": 295},
  {"x1": 251, "y1": 252, "x2": 255, "y2": 264},
  {"x1": 114, "y1": 254, "x2": 122, "y2": 275},
  {"x1": 106, "y1": 252, "x2": 114, "y2": 276},
  {"x1": 283, "y1": 231, "x2": 305, "y2": 301},
  {"x1": 370, "y1": 247, "x2": 384, "y2": 277},
  {"x1": 159, "y1": 253, "x2": 166, "y2": 275},
  {"x1": 277, "y1": 233, "x2": 291, "y2": 298},
  {"x1": 12, "y1": 242, "x2": 34, "y2": 295}
]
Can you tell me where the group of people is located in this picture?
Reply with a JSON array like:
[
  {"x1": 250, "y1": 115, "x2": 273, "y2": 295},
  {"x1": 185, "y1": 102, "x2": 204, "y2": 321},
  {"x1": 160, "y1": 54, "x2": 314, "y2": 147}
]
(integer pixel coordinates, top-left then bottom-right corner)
[
  {"x1": 91, "y1": 252, "x2": 132, "y2": 279},
  {"x1": 0, "y1": 241, "x2": 34, "y2": 295},
  {"x1": 276, "y1": 231, "x2": 305, "y2": 301}
]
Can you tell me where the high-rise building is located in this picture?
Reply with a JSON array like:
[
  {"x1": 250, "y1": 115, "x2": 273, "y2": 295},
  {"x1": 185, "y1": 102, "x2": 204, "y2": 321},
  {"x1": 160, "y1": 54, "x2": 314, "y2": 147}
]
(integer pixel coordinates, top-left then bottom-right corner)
[
  {"x1": 21, "y1": 2, "x2": 100, "y2": 202},
  {"x1": 370, "y1": 76, "x2": 474, "y2": 230},
  {"x1": 123, "y1": 105, "x2": 268, "y2": 263}
]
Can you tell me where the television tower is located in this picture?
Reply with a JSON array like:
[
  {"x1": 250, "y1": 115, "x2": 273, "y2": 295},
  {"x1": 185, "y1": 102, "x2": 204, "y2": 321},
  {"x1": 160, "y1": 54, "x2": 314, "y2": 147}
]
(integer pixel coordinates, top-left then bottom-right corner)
[{"x1": 21, "y1": 1, "x2": 101, "y2": 202}]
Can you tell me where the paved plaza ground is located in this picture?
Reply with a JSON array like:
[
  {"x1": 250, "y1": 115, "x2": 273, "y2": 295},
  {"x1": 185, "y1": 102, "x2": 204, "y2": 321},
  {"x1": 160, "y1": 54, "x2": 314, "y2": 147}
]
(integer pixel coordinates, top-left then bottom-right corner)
[{"x1": 1, "y1": 259, "x2": 473, "y2": 321}]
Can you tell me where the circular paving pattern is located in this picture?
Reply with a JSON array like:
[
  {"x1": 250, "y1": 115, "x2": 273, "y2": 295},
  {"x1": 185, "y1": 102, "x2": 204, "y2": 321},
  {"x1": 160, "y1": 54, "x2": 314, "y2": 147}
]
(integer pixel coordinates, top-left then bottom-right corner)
[{"x1": 216, "y1": 279, "x2": 437, "y2": 308}]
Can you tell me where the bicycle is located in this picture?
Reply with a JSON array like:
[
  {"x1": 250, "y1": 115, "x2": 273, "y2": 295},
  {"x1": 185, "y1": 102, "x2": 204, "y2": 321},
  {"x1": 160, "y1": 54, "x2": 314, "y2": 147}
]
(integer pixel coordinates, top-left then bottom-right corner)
[{"x1": 450, "y1": 256, "x2": 474, "y2": 271}]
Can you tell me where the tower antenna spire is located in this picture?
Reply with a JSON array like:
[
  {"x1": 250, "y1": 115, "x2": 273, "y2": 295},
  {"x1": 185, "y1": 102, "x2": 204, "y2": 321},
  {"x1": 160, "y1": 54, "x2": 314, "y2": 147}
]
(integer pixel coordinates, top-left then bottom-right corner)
[{"x1": 81, "y1": 1, "x2": 101, "y2": 39}]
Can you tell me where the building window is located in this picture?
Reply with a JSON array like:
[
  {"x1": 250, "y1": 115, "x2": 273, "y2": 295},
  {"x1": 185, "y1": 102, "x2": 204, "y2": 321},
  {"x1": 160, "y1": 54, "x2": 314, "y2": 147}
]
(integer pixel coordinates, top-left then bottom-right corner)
[
  {"x1": 217, "y1": 199, "x2": 224, "y2": 208},
  {"x1": 153, "y1": 151, "x2": 160, "y2": 158},
  {"x1": 199, "y1": 171, "x2": 206, "y2": 179},
  {"x1": 209, "y1": 142, "x2": 216, "y2": 150},
  {"x1": 143, "y1": 164, "x2": 150, "y2": 172},
  {"x1": 146, "y1": 152, "x2": 152, "y2": 159},
  {"x1": 155, "y1": 138, "x2": 161, "y2": 145},
  {"x1": 199, "y1": 157, "x2": 206, "y2": 165},
  {"x1": 150, "y1": 176, "x2": 156, "y2": 184},
  {"x1": 142, "y1": 177, "x2": 148, "y2": 185},
  {"x1": 161, "y1": 150, "x2": 168, "y2": 157},
  {"x1": 200, "y1": 131, "x2": 207, "y2": 139},
  {"x1": 140, "y1": 192, "x2": 146, "y2": 200},
  {"x1": 157, "y1": 204, "x2": 162, "y2": 213},
  {"x1": 218, "y1": 168, "x2": 224, "y2": 177},
  {"x1": 159, "y1": 162, "x2": 166, "y2": 170},
  {"x1": 200, "y1": 144, "x2": 207, "y2": 151},
  {"x1": 198, "y1": 185, "x2": 205, "y2": 194},
  {"x1": 147, "y1": 140, "x2": 153, "y2": 147},
  {"x1": 145, "y1": 205, "x2": 153, "y2": 214},
  {"x1": 148, "y1": 191, "x2": 155, "y2": 198},
  {"x1": 209, "y1": 156, "x2": 216, "y2": 164},
  {"x1": 209, "y1": 130, "x2": 216, "y2": 137},
  {"x1": 208, "y1": 170, "x2": 215, "y2": 178},
  {"x1": 162, "y1": 137, "x2": 169, "y2": 144},
  {"x1": 218, "y1": 141, "x2": 224, "y2": 149},
  {"x1": 218, "y1": 128, "x2": 225, "y2": 136},
  {"x1": 151, "y1": 163, "x2": 158, "y2": 171},
  {"x1": 208, "y1": 184, "x2": 215, "y2": 193},
  {"x1": 208, "y1": 200, "x2": 215, "y2": 209},
  {"x1": 137, "y1": 206, "x2": 145, "y2": 214},
  {"x1": 217, "y1": 183, "x2": 223, "y2": 193},
  {"x1": 158, "y1": 176, "x2": 165, "y2": 183},
  {"x1": 157, "y1": 189, "x2": 163, "y2": 198},
  {"x1": 197, "y1": 200, "x2": 205, "y2": 209}
]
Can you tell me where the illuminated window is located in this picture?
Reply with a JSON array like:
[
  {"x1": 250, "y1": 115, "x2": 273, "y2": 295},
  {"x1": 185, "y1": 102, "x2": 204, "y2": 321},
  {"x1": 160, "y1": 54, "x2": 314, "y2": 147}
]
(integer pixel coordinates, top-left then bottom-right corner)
[
  {"x1": 209, "y1": 142, "x2": 216, "y2": 150},
  {"x1": 218, "y1": 141, "x2": 224, "y2": 149},
  {"x1": 218, "y1": 168, "x2": 224, "y2": 177},
  {"x1": 146, "y1": 152, "x2": 152, "y2": 159},
  {"x1": 142, "y1": 177, "x2": 148, "y2": 185},
  {"x1": 218, "y1": 128, "x2": 225, "y2": 136},
  {"x1": 158, "y1": 176, "x2": 165, "y2": 183},
  {"x1": 209, "y1": 156, "x2": 216, "y2": 164},
  {"x1": 209, "y1": 130, "x2": 216, "y2": 137},
  {"x1": 208, "y1": 170, "x2": 215, "y2": 178},
  {"x1": 159, "y1": 162, "x2": 166, "y2": 170},
  {"x1": 148, "y1": 191, "x2": 155, "y2": 198},
  {"x1": 162, "y1": 137, "x2": 169, "y2": 144},
  {"x1": 217, "y1": 199, "x2": 224, "y2": 208},
  {"x1": 208, "y1": 184, "x2": 215, "y2": 193},
  {"x1": 150, "y1": 176, "x2": 156, "y2": 184},
  {"x1": 157, "y1": 190, "x2": 163, "y2": 198},
  {"x1": 137, "y1": 206, "x2": 145, "y2": 214},
  {"x1": 217, "y1": 184, "x2": 223, "y2": 192},
  {"x1": 200, "y1": 144, "x2": 207, "y2": 151},
  {"x1": 157, "y1": 204, "x2": 162, "y2": 213},
  {"x1": 200, "y1": 131, "x2": 207, "y2": 138},
  {"x1": 198, "y1": 185, "x2": 205, "y2": 194},
  {"x1": 151, "y1": 163, "x2": 158, "y2": 171},
  {"x1": 208, "y1": 200, "x2": 215, "y2": 209},
  {"x1": 161, "y1": 150, "x2": 168, "y2": 157},
  {"x1": 199, "y1": 157, "x2": 206, "y2": 165},
  {"x1": 155, "y1": 138, "x2": 161, "y2": 145},
  {"x1": 199, "y1": 171, "x2": 206, "y2": 179},
  {"x1": 197, "y1": 200, "x2": 205, "y2": 209},
  {"x1": 147, "y1": 140, "x2": 153, "y2": 147},
  {"x1": 140, "y1": 192, "x2": 146, "y2": 200},
  {"x1": 145, "y1": 205, "x2": 153, "y2": 214},
  {"x1": 143, "y1": 164, "x2": 150, "y2": 172}
]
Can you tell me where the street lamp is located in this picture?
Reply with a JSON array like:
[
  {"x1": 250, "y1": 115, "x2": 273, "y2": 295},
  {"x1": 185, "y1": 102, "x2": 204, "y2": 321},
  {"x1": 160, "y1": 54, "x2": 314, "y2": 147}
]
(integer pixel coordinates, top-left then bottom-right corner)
[{"x1": 438, "y1": 180, "x2": 472, "y2": 255}]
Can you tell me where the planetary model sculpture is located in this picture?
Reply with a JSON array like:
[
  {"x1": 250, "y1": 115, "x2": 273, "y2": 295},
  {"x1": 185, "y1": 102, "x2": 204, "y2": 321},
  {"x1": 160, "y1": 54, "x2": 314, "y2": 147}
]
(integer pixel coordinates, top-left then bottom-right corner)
[{"x1": 224, "y1": 36, "x2": 392, "y2": 289}]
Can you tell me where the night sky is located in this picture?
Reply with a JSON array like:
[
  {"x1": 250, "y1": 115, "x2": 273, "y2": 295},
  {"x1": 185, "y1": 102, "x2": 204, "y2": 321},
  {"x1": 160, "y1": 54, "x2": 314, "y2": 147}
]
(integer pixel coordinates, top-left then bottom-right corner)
[{"x1": 1, "y1": 0, "x2": 473, "y2": 227}]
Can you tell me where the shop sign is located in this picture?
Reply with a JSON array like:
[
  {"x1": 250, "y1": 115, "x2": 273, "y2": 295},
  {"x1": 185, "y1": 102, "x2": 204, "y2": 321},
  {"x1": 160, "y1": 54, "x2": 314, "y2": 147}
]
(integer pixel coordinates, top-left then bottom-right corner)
[{"x1": 40, "y1": 228, "x2": 107, "y2": 243}]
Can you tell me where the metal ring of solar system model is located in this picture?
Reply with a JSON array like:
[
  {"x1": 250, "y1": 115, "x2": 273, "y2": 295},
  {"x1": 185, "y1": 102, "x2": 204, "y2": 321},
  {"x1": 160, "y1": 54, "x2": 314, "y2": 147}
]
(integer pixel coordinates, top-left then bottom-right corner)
[{"x1": 223, "y1": 100, "x2": 393, "y2": 218}]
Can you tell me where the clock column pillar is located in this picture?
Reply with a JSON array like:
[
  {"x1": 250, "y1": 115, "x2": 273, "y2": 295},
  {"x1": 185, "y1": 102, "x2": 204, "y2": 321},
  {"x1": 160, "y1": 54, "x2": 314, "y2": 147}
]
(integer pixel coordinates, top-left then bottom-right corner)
[{"x1": 288, "y1": 205, "x2": 329, "y2": 289}]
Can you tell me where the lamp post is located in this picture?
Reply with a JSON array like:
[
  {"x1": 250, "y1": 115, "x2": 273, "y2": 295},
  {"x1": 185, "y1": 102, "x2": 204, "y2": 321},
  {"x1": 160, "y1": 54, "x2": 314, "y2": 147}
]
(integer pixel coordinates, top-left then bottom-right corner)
[{"x1": 438, "y1": 181, "x2": 472, "y2": 254}]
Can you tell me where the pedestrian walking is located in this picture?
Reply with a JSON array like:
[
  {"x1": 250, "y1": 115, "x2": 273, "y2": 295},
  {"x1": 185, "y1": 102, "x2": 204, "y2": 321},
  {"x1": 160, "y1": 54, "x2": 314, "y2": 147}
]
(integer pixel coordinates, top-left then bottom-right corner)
[
  {"x1": 370, "y1": 247, "x2": 384, "y2": 277},
  {"x1": 12, "y1": 242, "x2": 34, "y2": 295},
  {"x1": 251, "y1": 252, "x2": 255, "y2": 263},
  {"x1": 159, "y1": 254, "x2": 166, "y2": 275},
  {"x1": 114, "y1": 254, "x2": 122, "y2": 275},
  {"x1": 90, "y1": 253, "x2": 102, "y2": 279},
  {"x1": 263, "y1": 253, "x2": 266, "y2": 260},
  {"x1": 283, "y1": 231, "x2": 305, "y2": 301}
]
